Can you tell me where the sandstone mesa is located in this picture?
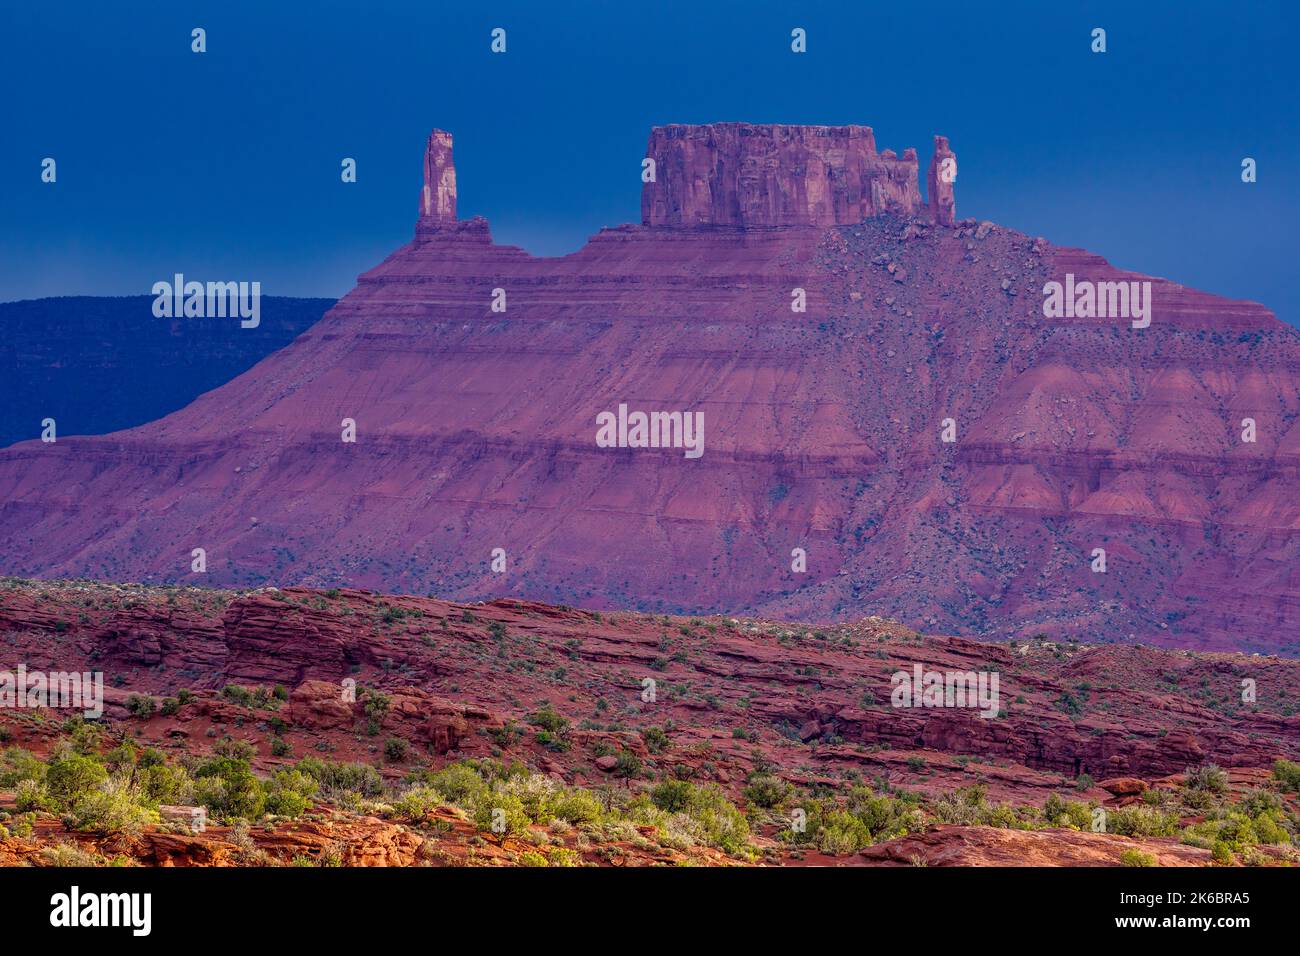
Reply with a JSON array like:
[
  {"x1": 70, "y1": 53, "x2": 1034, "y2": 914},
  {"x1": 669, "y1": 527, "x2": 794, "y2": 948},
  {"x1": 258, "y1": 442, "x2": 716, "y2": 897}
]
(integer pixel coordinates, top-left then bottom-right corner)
[{"x1": 0, "y1": 122, "x2": 1296, "y2": 654}]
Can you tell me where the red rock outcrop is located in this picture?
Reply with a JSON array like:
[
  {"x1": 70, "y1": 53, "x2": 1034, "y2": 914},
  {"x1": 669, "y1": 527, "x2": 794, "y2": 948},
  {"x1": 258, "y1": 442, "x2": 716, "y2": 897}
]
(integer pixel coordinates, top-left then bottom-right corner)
[
  {"x1": 3, "y1": 582, "x2": 1298, "y2": 788},
  {"x1": 858, "y1": 825, "x2": 1210, "y2": 867},
  {"x1": 0, "y1": 124, "x2": 1296, "y2": 654},
  {"x1": 1, "y1": 810, "x2": 423, "y2": 867},
  {"x1": 417, "y1": 129, "x2": 457, "y2": 227},
  {"x1": 926, "y1": 134, "x2": 957, "y2": 226},
  {"x1": 287, "y1": 679, "x2": 355, "y2": 730},
  {"x1": 1098, "y1": 777, "x2": 1148, "y2": 797},
  {"x1": 641, "y1": 123, "x2": 927, "y2": 226}
]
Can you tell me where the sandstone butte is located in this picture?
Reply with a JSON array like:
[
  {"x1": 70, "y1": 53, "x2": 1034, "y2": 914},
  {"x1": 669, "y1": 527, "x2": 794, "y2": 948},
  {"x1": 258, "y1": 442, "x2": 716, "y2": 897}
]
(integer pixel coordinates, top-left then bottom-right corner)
[{"x1": 0, "y1": 123, "x2": 1297, "y2": 655}]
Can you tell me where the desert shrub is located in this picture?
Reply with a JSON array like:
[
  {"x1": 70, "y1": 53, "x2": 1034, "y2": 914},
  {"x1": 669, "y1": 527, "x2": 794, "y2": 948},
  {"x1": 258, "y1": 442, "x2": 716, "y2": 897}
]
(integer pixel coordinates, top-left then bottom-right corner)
[
  {"x1": 0, "y1": 748, "x2": 46, "y2": 788},
  {"x1": 642, "y1": 727, "x2": 669, "y2": 753},
  {"x1": 816, "y1": 810, "x2": 874, "y2": 854},
  {"x1": 64, "y1": 779, "x2": 157, "y2": 834},
  {"x1": 550, "y1": 789, "x2": 604, "y2": 825},
  {"x1": 126, "y1": 694, "x2": 156, "y2": 718},
  {"x1": 1043, "y1": 793, "x2": 1095, "y2": 830},
  {"x1": 1213, "y1": 814, "x2": 1258, "y2": 848},
  {"x1": 649, "y1": 779, "x2": 694, "y2": 813},
  {"x1": 1141, "y1": 787, "x2": 1177, "y2": 807},
  {"x1": 263, "y1": 770, "x2": 318, "y2": 818},
  {"x1": 981, "y1": 802, "x2": 1033, "y2": 829},
  {"x1": 420, "y1": 763, "x2": 487, "y2": 804},
  {"x1": 931, "y1": 784, "x2": 993, "y2": 826},
  {"x1": 486, "y1": 722, "x2": 521, "y2": 748},
  {"x1": 295, "y1": 758, "x2": 383, "y2": 799},
  {"x1": 742, "y1": 774, "x2": 792, "y2": 810},
  {"x1": 535, "y1": 729, "x2": 570, "y2": 753},
  {"x1": 546, "y1": 846, "x2": 580, "y2": 867},
  {"x1": 844, "y1": 787, "x2": 920, "y2": 839},
  {"x1": 5, "y1": 811, "x2": 35, "y2": 840},
  {"x1": 361, "y1": 689, "x2": 390, "y2": 734},
  {"x1": 633, "y1": 782, "x2": 749, "y2": 855},
  {"x1": 528, "y1": 707, "x2": 570, "y2": 735},
  {"x1": 930, "y1": 790, "x2": 1029, "y2": 832},
  {"x1": 44, "y1": 753, "x2": 108, "y2": 810},
  {"x1": 1239, "y1": 845, "x2": 1270, "y2": 867},
  {"x1": 139, "y1": 763, "x2": 191, "y2": 807},
  {"x1": 1273, "y1": 759, "x2": 1300, "y2": 793},
  {"x1": 159, "y1": 698, "x2": 180, "y2": 717},
  {"x1": 40, "y1": 843, "x2": 108, "y2": 866},
  {"x1": 213, "y1": 738, "x2": 257, "y2": 761},
  {"x1": 517, "y1": 850, "x2": 548, "y2": 866},
  {"x1": 1240, "y1": 789, "x2": 1283, "y2": 817},
  {"x1": 65, "y1": 720, "x2": 102, "y2": 756},
  {"x1": 497, "y1": 773, "x2": 561, "y2": 823},
  {"x1": 528, "y1": 707, "x2": 572, "y2": 752},
  {"x1": 1185, "y1": 764, "x2": 1229, "y2": 794},
  {"x1": 15, "y1": 779, "x2": 48, "y2": 812},
  {"x1": 221, "y1": 685, "x2": 256, "y2": 707},
  {"x1": 1057, "y1": 692, "x2": 1085, "y2": 717},
  {"x1": 104, "y1": 741, "x2": 138, "y2": 774},
  {"x1": 391, "y1": 785, "x2": 443, "y2": 822},
  {"x1": 1120, "y1": 849, "x2": 1156, "y2": 867},
  {"x1": 473, "y1": 793, "x2": 531, "y2": 836},
  {"x1": 1180, "y1": 820, "x2": 1214, "y2": 849},
  {"x1": 270, "y1": 736, "x2": 292, "y2": 758},
  {"x1": 613, "y1": 751, "x2": 642, "y2": 778},
  {"x1": 1251, "y1": 812, "x2": 1290, "y2": 846},
  {"x1": 1108, "y1": 804, "x2": 1180, "y2": 838},
  {"x1": 384, "y1": 738, "x2": 409, "y2": 762},
  {"x1": 193, "y1": 757, "x2": 265, "y2": 821}
]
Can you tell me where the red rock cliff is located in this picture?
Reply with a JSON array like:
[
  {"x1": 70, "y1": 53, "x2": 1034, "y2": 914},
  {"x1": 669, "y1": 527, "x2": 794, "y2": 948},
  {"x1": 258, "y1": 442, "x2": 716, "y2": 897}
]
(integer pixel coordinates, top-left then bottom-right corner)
[{"x1": 640, "y1": 123, "x2": 936, "y2": 227}]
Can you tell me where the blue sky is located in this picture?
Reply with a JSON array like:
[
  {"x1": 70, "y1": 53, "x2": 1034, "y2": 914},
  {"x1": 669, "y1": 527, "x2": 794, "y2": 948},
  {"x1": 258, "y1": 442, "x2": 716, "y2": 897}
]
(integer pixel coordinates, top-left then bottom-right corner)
[{"x1": 2, "y1": 0, "x2": 1297, "y2": 326}]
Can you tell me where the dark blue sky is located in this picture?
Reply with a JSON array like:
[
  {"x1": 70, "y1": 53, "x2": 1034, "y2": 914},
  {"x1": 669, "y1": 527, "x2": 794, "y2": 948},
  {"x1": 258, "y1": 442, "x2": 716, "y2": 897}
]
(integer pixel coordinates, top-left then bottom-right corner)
[{"x1": 3, "y1": 1, "x2": 1297, "y2": 326}]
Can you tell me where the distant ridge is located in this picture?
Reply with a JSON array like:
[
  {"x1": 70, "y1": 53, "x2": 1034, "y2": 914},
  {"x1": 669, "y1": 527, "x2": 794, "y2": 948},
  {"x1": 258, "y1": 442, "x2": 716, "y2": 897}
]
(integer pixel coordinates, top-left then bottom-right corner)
[{"x1": 0, "y1": 295, "x2": 334, "y2": 448}]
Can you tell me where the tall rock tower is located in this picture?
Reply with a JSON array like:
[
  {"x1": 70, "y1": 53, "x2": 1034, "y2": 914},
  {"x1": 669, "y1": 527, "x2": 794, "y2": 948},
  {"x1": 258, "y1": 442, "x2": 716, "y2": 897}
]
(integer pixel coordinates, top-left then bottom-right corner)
[
  {"x1": 926, "y1": 135, "x2": 957, "y2": 226},
  {"x1": 418, "y1": 129, "x2": 457, "y2": 226}
]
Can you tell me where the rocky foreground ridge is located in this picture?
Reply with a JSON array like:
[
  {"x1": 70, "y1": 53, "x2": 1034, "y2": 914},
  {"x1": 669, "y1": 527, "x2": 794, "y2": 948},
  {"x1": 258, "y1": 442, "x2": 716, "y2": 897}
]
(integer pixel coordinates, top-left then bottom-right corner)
[
  {"x1": 2, "y1": 580, "x2": 1299, "y2": 866},
  {"x1": 0, "y1": 123, "x2": 1296, "y2": 653}
]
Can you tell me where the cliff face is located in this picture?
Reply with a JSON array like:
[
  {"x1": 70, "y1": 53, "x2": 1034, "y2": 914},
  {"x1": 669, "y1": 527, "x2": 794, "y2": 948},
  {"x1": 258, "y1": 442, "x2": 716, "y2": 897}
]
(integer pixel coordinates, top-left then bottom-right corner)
[
  {"x1": 641, "y1": 123, "x2": 927, "y2": 227},
  {"x1": 0, "y1": 124, "x2": 1297, "y2": 654}
]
